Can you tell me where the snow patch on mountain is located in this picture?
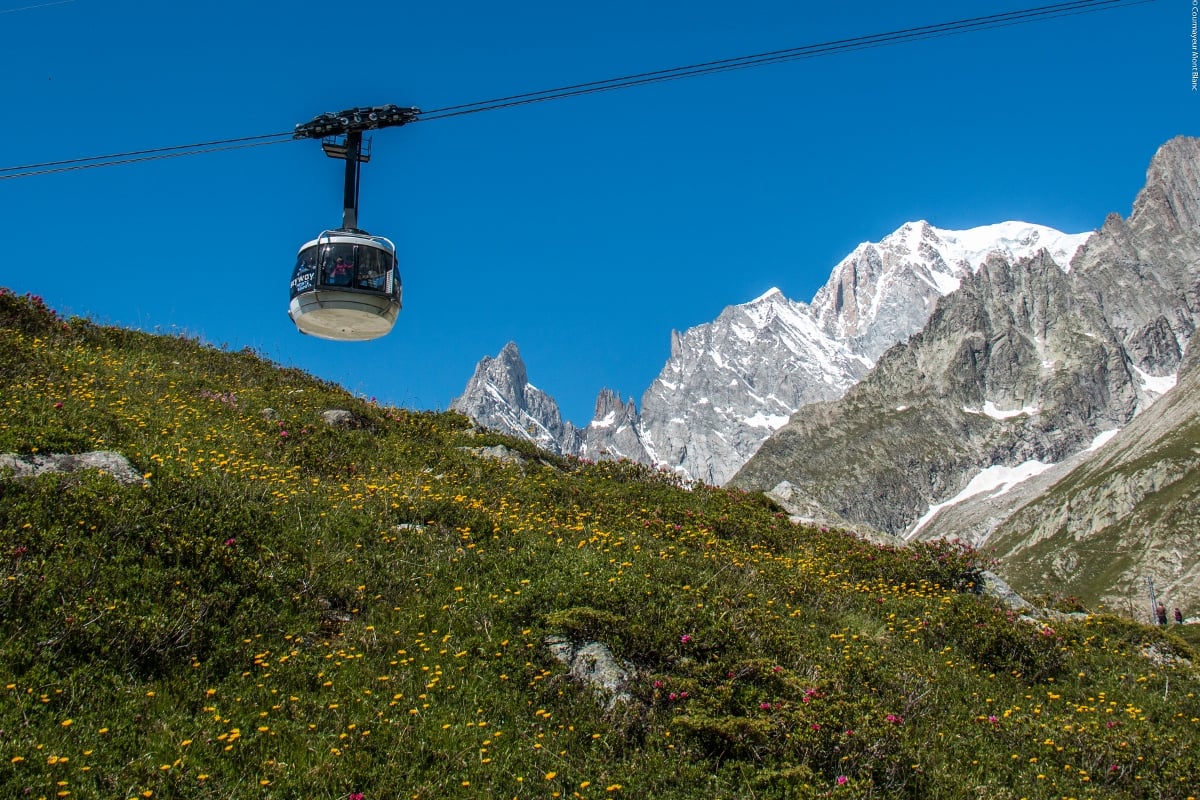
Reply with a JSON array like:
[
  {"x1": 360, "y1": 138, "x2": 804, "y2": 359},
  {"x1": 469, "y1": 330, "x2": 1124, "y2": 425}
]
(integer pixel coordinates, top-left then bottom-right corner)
[
  {"x1": 963, "y1": 402, "x2": 1041, "y2": 420},
  {"x1": 1087, "y1": 429, "x2": 1121, "y2": 451},
  {"x1": 1132, "y1": 365, "x2": 1177, "y2": 396},
  {"x1": 907, "y1": 459, "x2": 1057, "y2": 540}
]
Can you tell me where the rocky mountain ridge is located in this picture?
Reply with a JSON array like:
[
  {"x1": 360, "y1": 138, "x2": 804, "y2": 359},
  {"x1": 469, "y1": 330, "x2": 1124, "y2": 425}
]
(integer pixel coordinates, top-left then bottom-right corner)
[
  {"x1": 731, "y1": 136, "x2": 1200, "y2": 567},
  {"x1": 454, "y1": 221, "x2": 1090, "y2": 484}
]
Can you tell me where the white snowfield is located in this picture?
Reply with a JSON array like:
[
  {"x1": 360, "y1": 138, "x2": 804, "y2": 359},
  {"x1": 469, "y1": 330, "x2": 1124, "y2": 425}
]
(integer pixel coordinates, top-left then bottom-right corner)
[
  {"x1": 906, "y1": 460, "x2": 1056, "y2": 540},
  {"x1": 1132, "y1": 365, "x2": 1177, "y2": 396},
  {"x1": 905, "y1": 430, "x2": 1123, "y2": 541},
  {"x1": 962, "y1": 402, "x2": 1041, "y2": 420}
]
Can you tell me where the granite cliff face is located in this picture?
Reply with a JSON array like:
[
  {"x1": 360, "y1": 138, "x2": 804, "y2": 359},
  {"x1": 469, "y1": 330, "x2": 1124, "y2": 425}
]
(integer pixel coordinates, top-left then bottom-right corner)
[
  {"x1": 731, "y1": 136, "x2": 1200, "y2": 542},
  {"x1": 982, "y1": 329, "x2": 1200, "y2": 616},
  {"x1": 577, "y1": 388, "x2": 653, "y2": 464},
  {"x1": 630, "y1": 288, "x2": 870, "y2": 485}
]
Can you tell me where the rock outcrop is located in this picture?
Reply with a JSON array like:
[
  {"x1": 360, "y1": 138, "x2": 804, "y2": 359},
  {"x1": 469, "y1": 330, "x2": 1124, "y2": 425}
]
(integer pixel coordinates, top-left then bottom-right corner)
[
  {"x1": 0, "y1": 451, "x2": 146, "y2": 486},
  {"x1": 546, "y1": 636, "x2": 636, "y2": 712}
]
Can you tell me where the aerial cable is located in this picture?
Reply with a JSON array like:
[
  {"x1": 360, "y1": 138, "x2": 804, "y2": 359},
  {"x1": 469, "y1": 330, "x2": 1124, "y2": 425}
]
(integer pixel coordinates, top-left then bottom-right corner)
[
  {"x1": 0, "y1": 139, "x2": 294, "y2": 180},
  {"x1": 0, "y1": 0, "x2": 74, "y2": 15},
  {"x1": 0, "y1": 0, "x2": 1154, "y2": 179},
  {"x1": 0, "y1": 133, "x2": 294, "y2": 179},
  {"x1": 416, "y1": 0, "x2": 1150, "y2": 121}
]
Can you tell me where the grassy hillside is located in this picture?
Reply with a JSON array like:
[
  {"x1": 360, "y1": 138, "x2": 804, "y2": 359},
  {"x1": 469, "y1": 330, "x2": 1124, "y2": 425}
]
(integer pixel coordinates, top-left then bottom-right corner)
[{"x1": 1, "y1": 288, "x2": 1198, "y2": 800}]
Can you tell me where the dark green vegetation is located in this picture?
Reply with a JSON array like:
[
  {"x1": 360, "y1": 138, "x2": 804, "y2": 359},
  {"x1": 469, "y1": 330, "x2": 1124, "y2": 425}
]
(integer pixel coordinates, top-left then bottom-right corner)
[{"x1": 2, "y1": 289, "x2": 1198, "y2": 799}]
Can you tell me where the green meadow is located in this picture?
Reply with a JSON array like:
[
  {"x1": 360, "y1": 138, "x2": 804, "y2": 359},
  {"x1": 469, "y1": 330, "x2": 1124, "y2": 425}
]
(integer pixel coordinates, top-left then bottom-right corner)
[{"x1": 1, "y1": 289, "x2": 1197, "y2": 799}]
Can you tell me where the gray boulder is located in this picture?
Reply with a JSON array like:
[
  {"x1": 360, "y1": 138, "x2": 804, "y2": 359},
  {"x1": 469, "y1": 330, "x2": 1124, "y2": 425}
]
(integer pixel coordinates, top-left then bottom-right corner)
[
  {"x1": 546, "y1": 636, "x2": 635, "y2": 712},
  {"x1": 457, "y1": 444, "x2": 527, "y2": 466},
  {"x1": 321, "y1": 409, "x2": 362, "y2": 429},
  {"x1": 0, "y1": 451, "x2": 146, "y2": 486}
]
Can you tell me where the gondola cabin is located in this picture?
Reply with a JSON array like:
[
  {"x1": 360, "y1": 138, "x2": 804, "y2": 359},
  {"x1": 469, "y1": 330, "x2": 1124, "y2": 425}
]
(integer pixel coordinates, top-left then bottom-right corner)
[{"x1": 288, "y1": 230, "x2": 401, "y2": 341}]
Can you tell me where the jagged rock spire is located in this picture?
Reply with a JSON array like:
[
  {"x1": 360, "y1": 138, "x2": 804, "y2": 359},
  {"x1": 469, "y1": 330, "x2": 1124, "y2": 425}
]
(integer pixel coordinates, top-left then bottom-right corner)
[{"x1": 450, "y1": 342, "x2": 580, "y2": 454}]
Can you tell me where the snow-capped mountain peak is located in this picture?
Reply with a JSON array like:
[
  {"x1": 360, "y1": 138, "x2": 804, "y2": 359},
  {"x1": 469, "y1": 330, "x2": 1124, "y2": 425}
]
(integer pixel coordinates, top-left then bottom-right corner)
[
  {"x1": 813, "y1": 220, "x2": 1091, "y2": 360},
  {"x1": 454, "y1": 219, "x2": 1092, "y2": 486},
  {"x1": 924, "y1": 220, "x2": 1091, "y2": 273},
  {"x1": 748, "y1": 286, "x2": 785, "y2": 304},
  {"x1": 449, "y1": 342, "x2": 580, "y2": 455}
]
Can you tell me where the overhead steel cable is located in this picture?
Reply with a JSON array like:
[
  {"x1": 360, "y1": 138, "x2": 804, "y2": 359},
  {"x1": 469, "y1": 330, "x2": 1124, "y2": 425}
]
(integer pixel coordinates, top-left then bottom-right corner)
[
  {"x1": 0, "y1": 139, "x2": 296, "y2": 180},
  {"x1": 0, "y1": 0, "x2": 75, "y2": 15},
  {"x1": 416, "y1": 0, "x2": 1149, "y2": 121},
  {"x1": 0, "y1": 132, "x2": 294, "y2": 178},
  {"x1": 0, "y1": 0, "x2": 1154, "y2": 179}
]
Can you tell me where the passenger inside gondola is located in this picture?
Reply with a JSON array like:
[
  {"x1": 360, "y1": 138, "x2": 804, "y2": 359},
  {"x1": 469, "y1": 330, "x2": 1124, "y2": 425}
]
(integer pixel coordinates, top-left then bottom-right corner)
[
  {"x1": 356, "y1": 247, "x2": 389, "y2": 291},
  {"x1": 329, "y1": 257, "x2": 353, "y2": 286}
]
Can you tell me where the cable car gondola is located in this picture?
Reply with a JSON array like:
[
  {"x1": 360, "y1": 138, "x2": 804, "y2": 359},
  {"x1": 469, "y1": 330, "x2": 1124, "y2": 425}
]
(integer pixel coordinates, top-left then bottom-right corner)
[
  {"x1": 288, "y1": 105, "x2": 419, "y2": 341},
  {"x1": 288, "y1": 229, "x2": 401, "y2": 341}
]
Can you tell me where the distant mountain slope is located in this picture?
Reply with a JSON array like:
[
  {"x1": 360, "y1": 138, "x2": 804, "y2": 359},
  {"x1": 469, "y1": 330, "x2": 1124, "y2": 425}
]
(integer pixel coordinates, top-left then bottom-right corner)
[
  {"x1": 631, "y1": 288, "x2": 870, "y2": 485},
  {"x1": 619, "y1": 221, "x2": 1092, "y2": 485},
  {"x1": 983, "y1": 330, "x2": 1200, "y2": 615},
  {"x1": 731, "y1": 136, "x2": 1200, "y2": 547},
  {"x1": 731, "y1": 248, "x2": 1126, "y2": 533},
  {"x1": 902, "y1": 429, "x2": 1118, "y2": 548},
  {"x1": 811, "y1": 220, "x2": 1090, "y2": 360}
]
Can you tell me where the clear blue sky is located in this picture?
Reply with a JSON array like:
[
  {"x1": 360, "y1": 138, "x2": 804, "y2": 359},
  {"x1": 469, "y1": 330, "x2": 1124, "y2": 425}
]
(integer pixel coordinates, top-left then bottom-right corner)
[{"x1": 1, "y1": 0, "x2": 1194, "y2": 425}]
